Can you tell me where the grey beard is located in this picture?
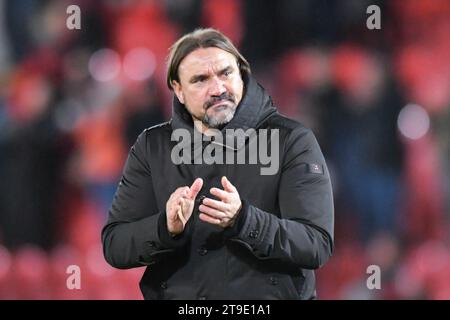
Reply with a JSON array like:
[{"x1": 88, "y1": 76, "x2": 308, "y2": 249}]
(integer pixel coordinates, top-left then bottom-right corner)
[{"x1": 202, "y1": 107, "x2": 236, "y2": 129}]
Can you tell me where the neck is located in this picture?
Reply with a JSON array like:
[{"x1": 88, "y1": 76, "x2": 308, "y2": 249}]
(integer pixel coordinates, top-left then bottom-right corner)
[
  {"x1": 192, "y1": 117, "x2": 207, "y2": 134},
  {"x1": 192, "y1": 118, "x2": 228, "y2": 136}
]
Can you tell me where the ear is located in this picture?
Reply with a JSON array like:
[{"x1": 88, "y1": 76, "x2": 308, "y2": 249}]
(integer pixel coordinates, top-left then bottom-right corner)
[{"x1": 172, "y1": 80, "x2": 185, "y2": 104}]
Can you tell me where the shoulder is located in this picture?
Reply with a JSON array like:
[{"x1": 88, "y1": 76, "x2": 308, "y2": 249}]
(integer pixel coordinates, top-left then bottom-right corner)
[
  {"x1": 142, "y1": 121, "x2": 172, "y2": 135},
  {"x1": 266, "y1": 113, "x2": 312, "y2": 139},
  {"x1": 132, "y1": 121, "x2": 171, "y2": 153},
  {"x1": 137, "y1": 121, "x2": 172, "y2": 141}
]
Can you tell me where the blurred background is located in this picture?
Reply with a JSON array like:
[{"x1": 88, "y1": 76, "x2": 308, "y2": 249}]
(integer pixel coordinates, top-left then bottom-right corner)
[{"x1": 0, "y1": 0, "x2": 449, "y2": 299}]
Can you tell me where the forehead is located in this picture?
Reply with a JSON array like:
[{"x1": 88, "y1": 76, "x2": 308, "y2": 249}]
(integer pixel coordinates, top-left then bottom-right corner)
[{"x1": 178, "y1": 47, "x2": 237, "y2": 77}]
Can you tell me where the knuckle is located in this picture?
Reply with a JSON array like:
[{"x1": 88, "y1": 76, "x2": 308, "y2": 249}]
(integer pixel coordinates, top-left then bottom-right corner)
[{"x1": 176, "y1": 187, "x2": 187, "y2": 193}]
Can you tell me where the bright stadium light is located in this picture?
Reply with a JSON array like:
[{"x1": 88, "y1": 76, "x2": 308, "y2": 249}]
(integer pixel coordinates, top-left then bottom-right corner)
[
  {"x1": 88, "y1": 48, "x2": 121, "y2": 82},
  {"x1": 397, "y1": 103, "x2": 430, "y2": 140}
]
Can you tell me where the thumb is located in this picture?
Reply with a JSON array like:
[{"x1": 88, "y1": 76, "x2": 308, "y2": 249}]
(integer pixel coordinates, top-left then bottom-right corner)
[
  {"x1": 188, "y1": 178, "x2": 203, "y2": 199},
  {"x1": 221, "y1": 176, "x2": 236, "y2": 193}
]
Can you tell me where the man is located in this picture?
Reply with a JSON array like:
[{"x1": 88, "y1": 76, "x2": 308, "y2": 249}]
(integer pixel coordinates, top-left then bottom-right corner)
[{"x1": 102, "y1": 28, "x2": 334, "y2": 300}]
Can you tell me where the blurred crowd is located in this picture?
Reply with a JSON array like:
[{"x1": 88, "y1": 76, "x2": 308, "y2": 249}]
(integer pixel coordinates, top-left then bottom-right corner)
[{"x1": 0, "y1": 0, "x2": 449, "y2": 299}]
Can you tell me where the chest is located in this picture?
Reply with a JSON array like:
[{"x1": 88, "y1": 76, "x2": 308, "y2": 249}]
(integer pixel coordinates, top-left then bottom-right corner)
[{"x1": 147, "y1": 133, "x2": 282, "y2": 214}]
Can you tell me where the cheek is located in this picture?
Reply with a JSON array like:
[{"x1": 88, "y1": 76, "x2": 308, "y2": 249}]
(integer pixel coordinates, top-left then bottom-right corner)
[{"x1": 185, "y1": 90, "x2": 206, "y2": 110}]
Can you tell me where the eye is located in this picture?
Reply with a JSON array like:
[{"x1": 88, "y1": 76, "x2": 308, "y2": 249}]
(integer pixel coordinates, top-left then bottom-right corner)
[{"x1": 193, "y1": 76, "x2": 207, "y2": 84}]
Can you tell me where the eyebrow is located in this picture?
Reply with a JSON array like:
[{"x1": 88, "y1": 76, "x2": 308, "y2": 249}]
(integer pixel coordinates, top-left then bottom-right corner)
[{"x1": 189, "y1": 65, "x2": 234, "y2": 83}]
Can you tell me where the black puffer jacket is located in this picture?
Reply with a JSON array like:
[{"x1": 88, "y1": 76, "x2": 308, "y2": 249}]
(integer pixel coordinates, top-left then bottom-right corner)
[{"x1": 102, "y1": 76, "x2": 334, "y2": 300}]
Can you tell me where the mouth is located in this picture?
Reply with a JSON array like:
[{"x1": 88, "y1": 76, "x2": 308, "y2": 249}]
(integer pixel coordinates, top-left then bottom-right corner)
[
  {"x1": 209, "y1": 105, "x2": 229, "y2": 113},
  {"x1": 207, "y1": 100, "x2": 231, "y2": 110}
]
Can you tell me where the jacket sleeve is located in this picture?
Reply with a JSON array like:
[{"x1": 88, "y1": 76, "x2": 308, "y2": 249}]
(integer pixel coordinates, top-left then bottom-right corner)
[
  {"x1": 101, "y1": 131, "x2": 190, "y2": 269},
  {"x1": 230, "y1": 128, "x2": 334, "y2": 269}
]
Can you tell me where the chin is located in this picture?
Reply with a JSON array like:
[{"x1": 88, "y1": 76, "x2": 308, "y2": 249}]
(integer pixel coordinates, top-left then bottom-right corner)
[{"x1": 206, "y1": 111, "x2": 235, "y2": 128}]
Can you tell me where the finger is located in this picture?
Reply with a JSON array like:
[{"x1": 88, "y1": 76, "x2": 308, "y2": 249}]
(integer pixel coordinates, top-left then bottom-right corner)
[
  {"x1": 177, "y1": 197, "x2": 186, "y2": 207},
  {"x1": 199, "y1": 213, "x2": 221, "y2": 225},
  {"x1": 177, "y1": 206, "x2": 187, "y2": 225},
  {"x1": 210, "y1": 187, "x2": 230, "y2": 203},
  {"x1": 188, "y1": 178, "x2": 203, "y2": 199},
  {"x1": 169, "y1": 188, "x2": 188, "y2": 207},
  {"x1": 173, "y1": 186, "x2": 189, "y2": 199},
  {"x1": 169, "y1": 198, "x2": 183, "y2": 215},
  {"x1": 221, "y1": 176, "x2": 237, "y2": 193},
  {"x1": 202, "y1": 197, "x2": 228, "y2": 212},
  {"x1": 168, "y1": 204, "x2": 181, "y2": 221},
  {"x1": 170, "y1": 198, "x2": 185, "y2": 216},
  {"x1": 199, "y1": 204, "x2": 226, "y2": 220}
]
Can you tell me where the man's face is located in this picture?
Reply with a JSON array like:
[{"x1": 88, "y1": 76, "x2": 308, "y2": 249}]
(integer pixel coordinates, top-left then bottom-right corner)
[{"x1": 172, "y1": 47, "x2": 244, "y2": 129}]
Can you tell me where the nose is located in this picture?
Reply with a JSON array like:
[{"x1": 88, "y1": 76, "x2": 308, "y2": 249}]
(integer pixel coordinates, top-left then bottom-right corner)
[{"x1": 208, "y1": 76, "x2": 226, "y2": 96}]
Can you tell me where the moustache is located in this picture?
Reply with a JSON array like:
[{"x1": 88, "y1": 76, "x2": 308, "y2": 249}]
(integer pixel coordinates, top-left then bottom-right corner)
[{"x1": 204, "y1": 92, "x2": 236, "y2": 110}]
